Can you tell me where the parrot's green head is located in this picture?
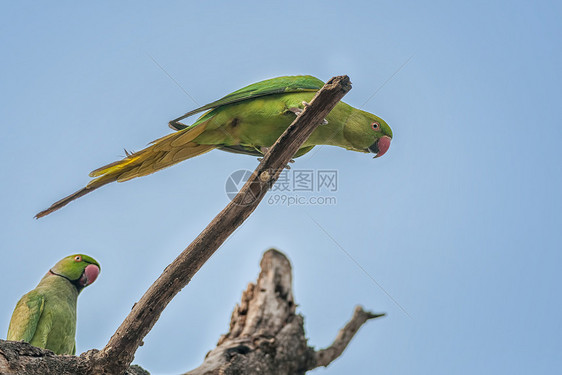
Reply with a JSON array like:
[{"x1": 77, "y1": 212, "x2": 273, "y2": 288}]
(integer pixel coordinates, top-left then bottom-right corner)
[
  {"x1": 343, "y1": 109, "x2": 393, "y2": 158},
  {"x1": 50, "y1": 254, "x2": 100, "y2": 293}
]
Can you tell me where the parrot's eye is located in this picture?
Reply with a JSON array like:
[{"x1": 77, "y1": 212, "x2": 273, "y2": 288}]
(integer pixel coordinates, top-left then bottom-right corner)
[
  {"x1": 74, "y1": 256, "x2": 82, "y2": 262},
  {"x1": 371, "y1": 122, "x2": 380, "y2": 131}
]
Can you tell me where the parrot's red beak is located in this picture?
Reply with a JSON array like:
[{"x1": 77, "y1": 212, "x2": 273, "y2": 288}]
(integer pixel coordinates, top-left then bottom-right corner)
[
  {"x1": 368, "y1": 135, "x2": 391, "y2": 158},
  {"x1": 79, "y1": 264, "x2": 100, "y2": 287}
]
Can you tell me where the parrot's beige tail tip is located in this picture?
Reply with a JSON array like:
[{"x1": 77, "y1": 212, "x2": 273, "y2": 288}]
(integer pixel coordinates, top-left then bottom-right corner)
[
  {"x1": 35, "y1": 208, "x2": 54, "y2": 219},
  {"x1": 35, "y1": 186, "x2": 99, "y2": 219}
]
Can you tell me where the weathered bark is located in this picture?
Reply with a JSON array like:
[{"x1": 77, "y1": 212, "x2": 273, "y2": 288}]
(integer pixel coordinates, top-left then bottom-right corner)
[
  {"x1": 0, "y1": 342, "x2": 148, "y2": 375},
  {"x1": 185, "y1": 249, "x2": 384, "y2": 375}
]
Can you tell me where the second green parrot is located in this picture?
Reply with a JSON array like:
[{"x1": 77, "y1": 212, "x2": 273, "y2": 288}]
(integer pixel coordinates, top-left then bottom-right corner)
[
  {"x1": 7, "y1": 254, "x2": 100, "y2": 355},
  {"x1": 37, "y1": 75, "x2": 392, "y2": 218}
]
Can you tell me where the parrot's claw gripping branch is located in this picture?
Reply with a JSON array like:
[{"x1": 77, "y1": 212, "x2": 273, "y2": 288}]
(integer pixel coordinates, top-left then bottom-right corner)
[
  {"x1": 289, "y1": 102, "x2": 328, "y2": 125},
  {"x1": 257, "y1": 147, "x2": 295, "y2": 168},
  {"x1": 89, "y1": 76, "x2": 352, "y2": 374}
]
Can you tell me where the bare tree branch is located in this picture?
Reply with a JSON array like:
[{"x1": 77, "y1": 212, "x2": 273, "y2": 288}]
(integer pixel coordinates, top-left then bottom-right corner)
[
  {"x1": 312, "y1": 306, "x2": 385, "y2": 369},
  {"x1": 0, "y1": 341, "x2": 148, "y2": 375},
  {"x1": 90, "y1": 76, "x2": 353, "y2": 374}
]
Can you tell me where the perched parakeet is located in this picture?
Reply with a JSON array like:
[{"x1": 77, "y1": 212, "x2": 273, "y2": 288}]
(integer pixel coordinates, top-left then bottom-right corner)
[
  {"x1": 36, "y1": 75, "x2": 392, "y2": 217},
  {"x1": 7, "y1": 254, "x2": 100, "y2": 355}
]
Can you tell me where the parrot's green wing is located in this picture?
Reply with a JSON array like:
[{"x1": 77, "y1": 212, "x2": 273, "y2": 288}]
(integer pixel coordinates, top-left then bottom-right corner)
[
  {"x1": 7, "y1": 290, "x2": 45, "y2": 343},
  {"x1": 169, "y1": 75, "x2": 324, "y2": 130}
]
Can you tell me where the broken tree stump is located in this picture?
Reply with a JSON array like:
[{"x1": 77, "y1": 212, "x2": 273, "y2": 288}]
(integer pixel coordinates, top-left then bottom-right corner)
[{"x1": 185, "y1": 249, "x2": 384, "y2": 375}]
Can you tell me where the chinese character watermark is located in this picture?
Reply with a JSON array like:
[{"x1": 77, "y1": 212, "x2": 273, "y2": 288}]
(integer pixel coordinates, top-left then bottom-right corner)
[{"x1": 225, "y1": 169, "x2": 338, "y2": 206}]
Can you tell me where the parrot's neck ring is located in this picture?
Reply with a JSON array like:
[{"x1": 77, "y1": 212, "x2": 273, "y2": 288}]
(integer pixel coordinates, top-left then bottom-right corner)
[{"x1": 49, "y1": 270, "x2": 84, "y2": 292}]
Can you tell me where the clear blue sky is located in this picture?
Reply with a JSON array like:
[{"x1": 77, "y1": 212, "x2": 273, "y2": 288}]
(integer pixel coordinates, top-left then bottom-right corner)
[{"x1": 1, "y1": 1, "x2": 561, "y2": 374}]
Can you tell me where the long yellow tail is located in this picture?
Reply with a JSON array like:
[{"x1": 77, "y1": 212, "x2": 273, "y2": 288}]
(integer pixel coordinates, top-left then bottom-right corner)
[{"x1": 36, "y1": 124, "x2": 215, "y2": 218}]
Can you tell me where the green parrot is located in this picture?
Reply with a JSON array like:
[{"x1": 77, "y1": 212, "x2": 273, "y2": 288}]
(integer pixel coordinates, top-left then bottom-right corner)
[
  {"x1": 7, "y1": 254, "x2": 100, "y2": 355},
  {"x1": 36, "y1": 75, "x2": 392, "y2": 218}
]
